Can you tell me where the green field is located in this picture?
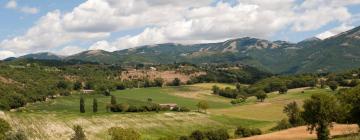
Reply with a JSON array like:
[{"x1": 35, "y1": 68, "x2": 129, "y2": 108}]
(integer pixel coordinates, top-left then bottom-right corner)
[{"x1": 2, "y1": 83, "x2": 331, "y2": 139}]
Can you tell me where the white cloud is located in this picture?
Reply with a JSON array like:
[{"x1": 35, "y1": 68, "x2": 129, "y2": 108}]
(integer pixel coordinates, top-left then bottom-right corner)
[
  {"x1": 56, "y1": 46, "x2": 86, "y2": 56},
  {"x1": 1, "y1": 0, "x2": 359, "y2": 55},
  {"x1": 20, "y1": 6, "x2": 39, "y2": 14},
  {"x1": 89, "y1": 40, "x2": 117, "y2": 51},
  {"x1": 5, "y1": 0, "x2": 39, "y2": 14},
  {"x1": 5, "y1": 0, "x2": 17, "y2": 9},
  {"x1": 316, "y1": 24, "x2": 354, "y2": 39},
  {"x1": 0, "y1": 50, "x2": 15, "y2": 60}
]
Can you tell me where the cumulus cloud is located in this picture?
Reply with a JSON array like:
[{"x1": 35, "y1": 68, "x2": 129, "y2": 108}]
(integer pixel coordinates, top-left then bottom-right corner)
[
  {"x1": 0, "y1": 50, "x2": 15, "y2": 60},
  {"x1": 56, "y1": 46, "x2": 86, "y2": 56},
  {"x1": 89, "y1": 40, "x2": 117, "y2": 51},
  {"x1": 1, "y1": 0, "x2": 359, "y2": 55},
  {"x1": 5, "y1": 0, "x2": 39, "y2": 14},
  {"x1": 20, "y1": 6, "x2": 39, "y2": 14},
  {"x1": 316, "y1": 24, "x2": 354, "y2": 39},
  {"x1": 5, "y1": 0, "x2": 17, "y2": 9}
]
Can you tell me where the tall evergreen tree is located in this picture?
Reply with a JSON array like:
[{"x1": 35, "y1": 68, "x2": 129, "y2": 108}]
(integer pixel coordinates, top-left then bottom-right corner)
[
  {"x1": 80, "y1": 96, "x2": 85, "y2": 113},
  {"x1": 93, "y1": 98, "x2": 98, "y2": 113},
  {"x1": 111, "y1": 95, "x2": 117, "y2": 105}
]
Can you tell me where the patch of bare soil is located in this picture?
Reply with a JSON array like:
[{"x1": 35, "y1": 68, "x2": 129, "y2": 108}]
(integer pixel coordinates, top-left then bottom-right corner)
[
  {"x1": 236, "y1": 124, "x2": 359, "y2": 140},
  {"x1": 121, "y1": 69, "x2": 206, "y2": 83}
]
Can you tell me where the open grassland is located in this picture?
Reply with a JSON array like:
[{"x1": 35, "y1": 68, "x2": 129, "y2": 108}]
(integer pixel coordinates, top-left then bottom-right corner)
[{"x1": 1, "y1": 83, "x2": 333, "y2": 139}]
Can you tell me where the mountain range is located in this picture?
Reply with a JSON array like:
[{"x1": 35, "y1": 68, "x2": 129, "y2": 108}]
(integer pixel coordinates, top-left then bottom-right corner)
[{"x1": 13, "y1": 26, "x2": 360, "y2": 74}]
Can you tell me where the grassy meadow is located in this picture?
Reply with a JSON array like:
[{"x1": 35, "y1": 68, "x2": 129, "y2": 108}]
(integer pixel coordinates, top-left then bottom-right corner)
[{"x1": 1, "y1": 83, "x2": 332, "y2": 139}]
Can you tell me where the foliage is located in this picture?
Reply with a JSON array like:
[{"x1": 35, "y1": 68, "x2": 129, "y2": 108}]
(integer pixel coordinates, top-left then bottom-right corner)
[
  {"x1": 80, "y1": 96, "x2": 85, "y2": 113},
  {"x1": 183, "y1": 129, "x2": 229, "y2": 140},
  {"x1": 230, "y1": 98, "x2": 246, "y2": 105},
  {"x1": 70, "y1": 125, "x2": 86, "y2": 140},
  {"x1": 270, "y1": 119, "x2": 292, "y2": 131},
  {"x1": 197, "y1": 101, "x2": 209, "y2": 113},
  {"x1": 0, "y1": 118, "x2": 11, "y2": 139},
  {"x1": 328, "y1": 81, "x2": 338, "y2": 91},
  {"x1": 255, "y1": 91, "x2": 267, "y2": 102},
  {"x1": 301, "y1": 93, "x2": 344, "y2": 140},
  {"x1": 283, "y1": 101, "x2": 304, "y2": 126},
  {"x1": 4, "y1": 130, "x2": 28, "y2": 140},
  {"x1": 338, "y1": 85, "x2": 360, "y2": 127},
  {"x1": 108, "y1": 127, "x2": 140, "y2": 140},
  {"x1": 93, "y1": 98, "x2": 98, "y2": 113},
  {"x1": 234, "y1": 126, "x2": 262, "y2": 138},
  {"x1": 171, "y1": 78, "x2": 181, "y2": 86}
]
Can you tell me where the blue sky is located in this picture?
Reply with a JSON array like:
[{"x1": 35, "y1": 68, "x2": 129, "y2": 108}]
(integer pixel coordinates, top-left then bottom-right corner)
[{"x1": 0, "y1": 0, "x2": 359, "y2": 59}]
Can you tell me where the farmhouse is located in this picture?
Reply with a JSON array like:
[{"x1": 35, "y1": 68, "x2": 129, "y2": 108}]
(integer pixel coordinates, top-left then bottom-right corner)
[{"x1": 159, "y1": 103, "x2": 178, "y2": 110}]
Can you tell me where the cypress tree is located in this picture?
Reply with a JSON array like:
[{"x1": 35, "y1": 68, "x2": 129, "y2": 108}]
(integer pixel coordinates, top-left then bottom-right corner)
[
  {"x1": 80, "y1": 96, "x2": 85, "y2": 113},
  {"x1": 93, "y1": 98, "x2": 98, "y2": 113}
]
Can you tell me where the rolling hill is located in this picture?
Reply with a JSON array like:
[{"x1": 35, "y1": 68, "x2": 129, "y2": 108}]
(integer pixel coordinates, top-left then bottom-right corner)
[{"x1": 13, "y1": 26, "x2": 360, "y2": 74}]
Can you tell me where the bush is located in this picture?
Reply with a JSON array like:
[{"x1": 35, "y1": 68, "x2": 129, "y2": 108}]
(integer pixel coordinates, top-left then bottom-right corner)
[
  {"x1": 230, "y1": 98, "x2": 246, "y2": 105},
  {"x1": 205, "y1": 129, "x2": 229, "y2": 140},
  {"x1": 271, "y1": 119, "x2": 292, "y2": 131},
  {"x1": 70, "y1": 125, "x2": 86, "y2": 140},
  {"x1": 234, "y1": 126, "x2": 252, "y2": 137},
  {"x1": 127, "y1": 105, "x2": 138, "y2": 112},
  {"x1": 190, "y1": 130, "x2": 205, "y2": 140},
  {"x1": 108, "y1": 127, "x2": 140, "y2": 140},
  {"x1": 250, "y1": 128, "x2": 262, "y2": 135},
  {"x1": 0, "y1": 118, "x2": 11, "y2": 139},
  {"x1": 179, "y1": 107, "x2": 190, "y2": 112},
  {"x1": 4, "y1": 130, "x2": 28, "y2": 140}
]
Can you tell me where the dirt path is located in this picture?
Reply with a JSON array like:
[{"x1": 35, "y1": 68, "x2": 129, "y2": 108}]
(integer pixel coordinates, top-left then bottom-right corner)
[{"x1": 236, "y1": 124, "x2": 358, "y2": 140}]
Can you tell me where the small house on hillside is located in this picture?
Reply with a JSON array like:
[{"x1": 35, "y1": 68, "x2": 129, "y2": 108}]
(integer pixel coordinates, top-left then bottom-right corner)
[
  {"x1": 82, "y1": 89, "x2": 94, "y2": 94},
  {"x1": 159, "y1": 103, "x2": 178, "y2": 110}
]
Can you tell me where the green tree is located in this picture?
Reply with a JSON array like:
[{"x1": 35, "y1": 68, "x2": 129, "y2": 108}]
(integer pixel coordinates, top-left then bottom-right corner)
[
  {"x1": 328, "y1": 81, "x2": 338, "y2": 91},
  {"x1": 301, "y1": 93, "x2": 343, "y2": 140},
  {"x1": 80, "y1": 96, "x2": 85, "y2": 113},
  {"x1": 71, "y1": 125, "x2": 86, "y2": 140},
  {"x1": 56, "y1": 81, "x2": 68, "y2": 89},
  {"x1": 0, "y1": 118, "x2": 11, "y2": 139},
  {"x1": 320, "y1": 79, "x2": 326, "y2": 88},
  {"x1": 338, "y1": 86, "x2": 360, "y2": 127},
  {"x1": 279, "y1": 85, "x2": 288, "y2": 94},
  {"x1": 111, "y1": 95, "x2": 117, "y2": 105},
  {"x1": 74, "y1": 81, "x2": 83, "y2": 90},
  {"x1": 154, "y1": 78, "x2": 164, "y2": 87},
  {"x1": 255, "y1": 91, "x2": 267, "y2": 102},
  {"x1": 211, "y1": 85, "x2": 220, "y2": 95},
  {"x1": 236, "y1": 83, "x2": 241, "y2": 91},
  {"x1": 190, "y1": 130, "x2": 204, "y2": 140},
  {"x1": 93, "y1": 98, "x2": 98, "y2": 113},
  {"x1": 283, "y1": 101, "x2": 303, "y2": 126},
  {"x1": 172, "y1": 78, "x2": 181, "y2": 86},
  {"x1": 108, "y1": 127, "x2": 140, "y2": 140},
  {"x1": 197, "y1": 100, "x2": 209, "y2": 113}
]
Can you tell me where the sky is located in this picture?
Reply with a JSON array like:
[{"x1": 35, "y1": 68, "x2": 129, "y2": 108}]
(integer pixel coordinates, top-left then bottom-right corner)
[{"x1": 0, "y1": 0, "x2": 359, "y2": 59}]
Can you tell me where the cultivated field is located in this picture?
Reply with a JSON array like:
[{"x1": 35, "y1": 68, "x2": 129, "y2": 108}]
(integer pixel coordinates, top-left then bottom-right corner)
[{"x1": 0, "y1": 83, "x2": 345, "y2": 140}]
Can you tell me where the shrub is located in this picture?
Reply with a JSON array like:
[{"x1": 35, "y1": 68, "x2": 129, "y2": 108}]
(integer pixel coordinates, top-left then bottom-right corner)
[
  {"x1": 250, "y1": 128, "x2": 262, "y2": 135},
  {"x1": 108, "y1": 127, "x2": 140, "y2": 140},
  {"x1": 234, "y1": 126, "x2": 252, "y2": 137},
  {"x1": 70, "y1": 125, "x2": 86, "y2": 140},
  {"x1": 4, "y1": 130, "x2": 28, "y2": 140},
  {"x1": 230, "y1": 98, "x2": 246, "y2": 105},
  {"x1": 179, "y1": 107, "x2": 190, "y2": 112},
  {"x1": 127, "y1": 105, "x2": 138, "y2": 112},
  {"x1": 0, "y1": 118, "x2": 11, "y2": 139},
  {"x1": 205, "y1": 129, "x2": 229, "y2": 140},
  {"x1": 190, "y1": 130, "x2": 205, "y2": 140},
  {"x1": 271, "y1": 119, "x2": 292, "y2": 131}
]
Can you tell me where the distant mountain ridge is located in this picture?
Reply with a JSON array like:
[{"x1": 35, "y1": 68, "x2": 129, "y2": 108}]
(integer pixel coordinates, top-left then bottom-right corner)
[{"x1": 12, "y1": 26, "x2": 360, "y2": 74}]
